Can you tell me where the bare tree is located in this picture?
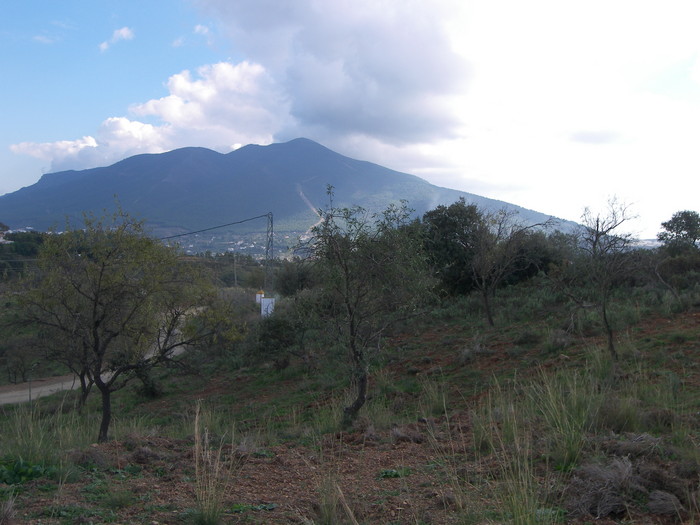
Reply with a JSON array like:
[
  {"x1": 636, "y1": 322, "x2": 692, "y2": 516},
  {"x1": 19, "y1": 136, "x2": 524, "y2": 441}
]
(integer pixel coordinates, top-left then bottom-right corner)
[
  {"x1": 470, "y1": 209, "x2": 552, "y2": 326},
  {"x1": 577, "y1": 198, "x2": 637, "y2": 360}
]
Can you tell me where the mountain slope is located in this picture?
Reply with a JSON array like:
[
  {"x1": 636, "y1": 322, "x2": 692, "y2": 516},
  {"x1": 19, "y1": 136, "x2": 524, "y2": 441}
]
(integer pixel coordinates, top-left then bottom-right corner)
[{"x1": 0, "y1": 138, "x2": 573, "y2": 236}]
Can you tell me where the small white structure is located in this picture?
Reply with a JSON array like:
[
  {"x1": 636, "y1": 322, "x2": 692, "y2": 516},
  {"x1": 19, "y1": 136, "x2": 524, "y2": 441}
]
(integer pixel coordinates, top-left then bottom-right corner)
[
  {"x1": 255, "y1": 290, "x2": 265, "y2": 304},
  {"x1": 261, "y1": 297, "x2": 276, "y2": 317}
]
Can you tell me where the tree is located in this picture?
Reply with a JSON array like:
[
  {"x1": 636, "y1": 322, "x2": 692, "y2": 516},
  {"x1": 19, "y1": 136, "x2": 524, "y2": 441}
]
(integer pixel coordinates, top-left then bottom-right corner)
[
  {"x1": 565, "y1": 198, "x2": 637, "y2": 361},
  {"x1": 422, "y1": 198, "x2": 483, "y2": 295},
  {"x1": 19, "y1": 211, "x2": 213, "y2": 441},
  {"x1": 469, "y1": 209, "x2": 551, "y2": 326},
  {"x1": 658, "y1": 210, "x2": 700, "y2": 255},
  {"x1": 307, "y1": 191, "x2": 431, "y2": 427},
  {"x1": 423, "y1": 199, "x2": 550, "y2": 326}
]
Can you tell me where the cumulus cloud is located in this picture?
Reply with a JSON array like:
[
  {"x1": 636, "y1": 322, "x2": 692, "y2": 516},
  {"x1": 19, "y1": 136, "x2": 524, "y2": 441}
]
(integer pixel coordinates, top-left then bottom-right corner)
[
  {"x1": 11, "y1": 136, "x2": 97, "y2": 166},
  {"x1": 13, "y1": 2, "x2": 467, "y2": 174},
  {"x1": 10, "y1": 119, "x2": 166, "y2": 172},
  {"x1": 132, "y1": 61, "x2": 286, "y2": 136},
  {"x1": 11, "y1": 61, "x2": 287, "y2": 171},
  {"x1": 99, "y1": 26, "x2": 134, "y2": 52},
  {"x1": 196, "y1": 0, "x2": 469, "y2": 144},
  {"x1": 11, "y1": 0, "x2": 700, "y2": 238}
]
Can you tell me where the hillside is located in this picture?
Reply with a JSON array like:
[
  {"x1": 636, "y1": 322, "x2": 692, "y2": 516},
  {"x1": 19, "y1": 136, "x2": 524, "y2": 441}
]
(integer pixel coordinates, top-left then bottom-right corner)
[
  {"x1": 2, "y1": 284, "x2": 700, "y2": 523},
  {"x1": 0, "y1": 138, "x2": 574, "y2": 238}
]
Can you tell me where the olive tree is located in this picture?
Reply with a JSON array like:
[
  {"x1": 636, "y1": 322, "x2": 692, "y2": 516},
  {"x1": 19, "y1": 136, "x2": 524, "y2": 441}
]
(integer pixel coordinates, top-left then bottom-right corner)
[
  {"x1": 19, "y1": 211, "x2": 213, "y2": 441},
  {"x1": 307, "y1": 193, "x2": 431, "y2": 427}
]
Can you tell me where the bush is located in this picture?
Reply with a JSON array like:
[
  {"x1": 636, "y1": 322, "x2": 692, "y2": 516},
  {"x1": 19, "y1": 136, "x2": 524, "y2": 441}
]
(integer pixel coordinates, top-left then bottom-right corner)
[{"x1": 0, "y1": 458, "x2": 56, "y2": 485}]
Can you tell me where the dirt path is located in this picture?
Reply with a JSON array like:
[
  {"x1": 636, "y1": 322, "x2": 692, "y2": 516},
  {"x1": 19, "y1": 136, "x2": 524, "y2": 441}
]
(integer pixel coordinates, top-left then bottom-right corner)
[{"x1": 0, "y1": 374, "x2": 78, "y2": 406}]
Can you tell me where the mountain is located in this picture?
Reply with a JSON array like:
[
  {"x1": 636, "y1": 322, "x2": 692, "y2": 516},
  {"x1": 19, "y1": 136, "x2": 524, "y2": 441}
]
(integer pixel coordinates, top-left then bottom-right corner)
[{"x1": 0, "y1": 138, "x2": 574, "y2": 239}]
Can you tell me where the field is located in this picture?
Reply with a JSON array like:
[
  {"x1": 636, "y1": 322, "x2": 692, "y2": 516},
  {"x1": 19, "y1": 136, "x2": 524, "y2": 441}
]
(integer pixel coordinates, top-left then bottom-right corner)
[{"x1": 2, "y1": 284, "x2": 700, "y2": 524}]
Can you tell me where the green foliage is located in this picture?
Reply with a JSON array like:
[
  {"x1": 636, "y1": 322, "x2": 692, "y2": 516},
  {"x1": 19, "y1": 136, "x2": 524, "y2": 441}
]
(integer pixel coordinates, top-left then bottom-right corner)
[
  {"x1": 18, "y1": 210, "x2": 214, "y2": 442},
  {"x1": 0, "y1": 231, "x2": 44, "y2": 281},
  {"x1": 658, "y1": 210, "x2": 700, "y2": 255},
  {"x1": 377, "y1": 467, "x2": 411, "y2": 479},
  {"x1": 230, "y1": 502, "x2": 278, "y2": 513},
  {"x1": 0, "y1": 458, "x2": 56, "y2": 485},
  {"x1": 422, "y1": 197, "x2": 483, "y2": 295},
  {"x1": 274, "y1": 257, "x2": 316, "y2": 297},
  {"x1": 251, "y1": 315, "x2": 297, "y2": 370},
  {"x1": 301, "y1": 188, "x2": 433, "y2": 426},
  {"x1": 423, "y1": 198, "x2": 553, "y2": 326}
]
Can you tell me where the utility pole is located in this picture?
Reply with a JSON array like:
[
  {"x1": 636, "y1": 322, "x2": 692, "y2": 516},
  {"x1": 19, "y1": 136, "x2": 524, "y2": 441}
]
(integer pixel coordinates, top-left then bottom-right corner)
[{"x1": 264, "y1": 212, "x2": 274, "y2": 291}]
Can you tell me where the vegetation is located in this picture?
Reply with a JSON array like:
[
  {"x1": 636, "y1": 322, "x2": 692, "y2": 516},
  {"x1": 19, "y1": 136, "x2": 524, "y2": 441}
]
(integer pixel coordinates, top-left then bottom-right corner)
[
  {"x1": 0, "y1": 230, "x2": 43, "y2": 281},
  {"x1": 1, "y1": 200, "x2": 700, "y2": 523},
  {"x1": 13, "y1": 211, "x2": 215, "y2": 441},
  {"x1": 301, "y1": 191, "x2": 432, "y2": 426},
  {"x1": 658, "y1": 209, "x2": 700, "y2": 255}
]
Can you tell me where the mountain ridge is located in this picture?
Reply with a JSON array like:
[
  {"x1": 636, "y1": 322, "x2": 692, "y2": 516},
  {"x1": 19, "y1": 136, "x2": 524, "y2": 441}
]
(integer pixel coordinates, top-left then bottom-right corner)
[{"x1": 0, "y1": 138, "x2": 575, "y2": 237}]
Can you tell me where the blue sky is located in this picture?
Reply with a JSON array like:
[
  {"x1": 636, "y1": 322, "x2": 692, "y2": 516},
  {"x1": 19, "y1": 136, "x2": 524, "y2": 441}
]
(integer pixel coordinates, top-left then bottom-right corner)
[{"x1": 3, "y1": 0, "x2": 700, "y2": 238}]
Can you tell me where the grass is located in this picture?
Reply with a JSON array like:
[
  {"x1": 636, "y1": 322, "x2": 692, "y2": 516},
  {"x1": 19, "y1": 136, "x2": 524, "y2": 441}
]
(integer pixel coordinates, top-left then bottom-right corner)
[
  {"x1": 192, "y1": 400, "x2": 240, "y2": 525},
  {"x1": 0, "y1": 399, "x2": 95, "y2": 476},
  {"x1": 526, "y1": 368, "x2": 600, "y2": 471},
  {"x1": 0, "y1": 490, "x2": 15, "y2": 525},
  {"x1": 2, "y1": 275, "x2": 700, "y2": 523}
]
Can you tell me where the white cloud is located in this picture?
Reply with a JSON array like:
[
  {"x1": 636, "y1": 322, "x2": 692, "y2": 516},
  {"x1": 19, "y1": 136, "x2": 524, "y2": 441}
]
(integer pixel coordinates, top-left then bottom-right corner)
[
  {"x1": 196, "y1": 0, "x2": 468, "y2": 144},
  {"x1": 99, "y1": 26, "x2": 134, "y2": 52},
  {"x1": 10, "y1": 0, "x2": 700, "y2": 238},
  {"x1": 11, "y1": 136, "x2": 98, "y2": 166},
  {"x1": 33, "y1": 34, "x2": 57, "y2": 44},
  {"x1": 10, "y1": 61, "x2": 287, "y2": 171}
]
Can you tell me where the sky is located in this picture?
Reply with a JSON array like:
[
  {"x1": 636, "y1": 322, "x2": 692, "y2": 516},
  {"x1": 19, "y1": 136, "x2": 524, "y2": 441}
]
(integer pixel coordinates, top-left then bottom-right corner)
[{"x1": 2, "y1": 1, "x2": 700, "y2": 239}]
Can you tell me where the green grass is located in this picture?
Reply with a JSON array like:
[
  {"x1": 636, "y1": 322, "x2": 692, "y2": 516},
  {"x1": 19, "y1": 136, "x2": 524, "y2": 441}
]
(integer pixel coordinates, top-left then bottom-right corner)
[{"x1": 2, "y1": 274, "x2": 700, "y2": 523}]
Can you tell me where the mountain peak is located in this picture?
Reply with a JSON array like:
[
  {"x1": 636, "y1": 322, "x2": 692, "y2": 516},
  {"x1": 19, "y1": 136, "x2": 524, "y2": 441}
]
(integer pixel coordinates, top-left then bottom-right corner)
[{"x1": 0, "y1": 138, "x2": 570, "y2": 236}]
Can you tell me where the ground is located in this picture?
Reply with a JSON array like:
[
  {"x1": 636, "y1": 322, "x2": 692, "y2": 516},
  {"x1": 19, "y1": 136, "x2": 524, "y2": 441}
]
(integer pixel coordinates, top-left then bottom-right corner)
[{"x1": 3, "y1": 311, "x2": 700, "y2": 524}]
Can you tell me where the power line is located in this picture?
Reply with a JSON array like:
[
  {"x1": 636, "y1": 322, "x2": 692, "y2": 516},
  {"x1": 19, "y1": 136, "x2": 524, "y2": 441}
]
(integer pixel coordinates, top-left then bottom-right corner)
[{"x1": 159, "y1": 213, "x2": 272, "y2": 240}]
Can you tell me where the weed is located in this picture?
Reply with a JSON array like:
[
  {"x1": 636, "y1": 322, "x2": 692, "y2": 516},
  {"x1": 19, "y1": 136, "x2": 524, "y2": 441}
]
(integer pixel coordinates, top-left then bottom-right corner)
[
  {"x1": 0, "y1": 401, "x2": 92, "y2": 467},
  {"x1": 314, "y1": 473, "x2": 360, "y2": 525},
  {"x1": 192, "y1": 400, "x2": 241, "y2": 525},
  {"x1": 527, "y1": 369, "x2": 600, "y2": 471},
  {"x1": 0, "y1": 458, "x2": 57, "y2": 485},
  {"x1": 231, "y1": 502, "x2": 278, "y2": 512},
  {"x1": 101, "y1": 489, "x2": 135, "y2": 510},
  {"x1": 0, "y1": 490, "x2": 15, "y2": 525},
  {"x1": 377, "y1": 467, "x2": 411, "y2": 479},
  {"x1": 418, "y1": 375, "x2": 447, "y2": 418}
]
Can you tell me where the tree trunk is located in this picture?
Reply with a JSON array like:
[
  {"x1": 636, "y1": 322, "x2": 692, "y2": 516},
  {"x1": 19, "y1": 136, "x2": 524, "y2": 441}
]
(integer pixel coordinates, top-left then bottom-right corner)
[
  {"x1": 77, "y1": 371, "x2": 92, "y2": 413},
  {"x1": 342, "y1": 366, "x2": 368, "y2": 429},
  {"x1": 97, "y1": 386, "x2": 112, "y2": 443},
  {"x1": 136, "y1": 367, "x2": 161, "y2": 398},
  {"x1": 601, "y1": 301, "x2": 618, "y2": 361},
  {"x1": 482, "y1": 289, "x2": 495, "y2": 327}
]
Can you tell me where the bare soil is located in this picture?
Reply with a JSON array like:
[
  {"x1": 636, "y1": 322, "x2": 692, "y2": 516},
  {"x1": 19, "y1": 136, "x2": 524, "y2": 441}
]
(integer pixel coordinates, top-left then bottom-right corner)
[{"x1": 4, "y1": 311, "x2": 700, "y2": 524}]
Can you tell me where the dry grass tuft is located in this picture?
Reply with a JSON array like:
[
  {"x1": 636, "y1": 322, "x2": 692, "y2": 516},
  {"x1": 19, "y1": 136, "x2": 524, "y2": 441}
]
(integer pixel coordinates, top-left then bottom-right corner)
[
  {"x1": 193, "y1": 400, "x2": 241, "y2": 525},
  {"x1": 0, "y1": 494, "x2": 15, "y2": 525}
]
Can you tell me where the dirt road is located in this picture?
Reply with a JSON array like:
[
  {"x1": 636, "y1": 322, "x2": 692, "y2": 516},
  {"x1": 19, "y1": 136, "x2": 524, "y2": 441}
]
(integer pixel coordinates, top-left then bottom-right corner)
[{"x1": 0, "y1": 374, "x2": 78, "y2": 406}]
